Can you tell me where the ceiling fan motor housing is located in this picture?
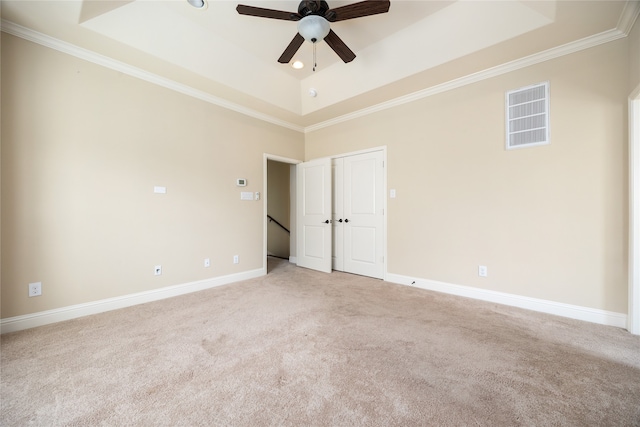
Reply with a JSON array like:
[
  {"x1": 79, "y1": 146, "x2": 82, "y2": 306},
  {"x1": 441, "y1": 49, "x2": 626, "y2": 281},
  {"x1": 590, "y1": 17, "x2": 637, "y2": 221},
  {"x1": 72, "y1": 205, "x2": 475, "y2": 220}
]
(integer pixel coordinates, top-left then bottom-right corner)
[{"x1": 298, "y1": 1, "x2": 330, "y2": 17}]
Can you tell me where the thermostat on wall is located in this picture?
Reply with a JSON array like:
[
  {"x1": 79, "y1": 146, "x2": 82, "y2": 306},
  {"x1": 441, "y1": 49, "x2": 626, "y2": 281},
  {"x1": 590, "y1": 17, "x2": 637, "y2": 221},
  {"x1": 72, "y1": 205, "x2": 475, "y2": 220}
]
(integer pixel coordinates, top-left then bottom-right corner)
[{"x1": 236, "y1": 178, "x2": 247, "y2": 187}]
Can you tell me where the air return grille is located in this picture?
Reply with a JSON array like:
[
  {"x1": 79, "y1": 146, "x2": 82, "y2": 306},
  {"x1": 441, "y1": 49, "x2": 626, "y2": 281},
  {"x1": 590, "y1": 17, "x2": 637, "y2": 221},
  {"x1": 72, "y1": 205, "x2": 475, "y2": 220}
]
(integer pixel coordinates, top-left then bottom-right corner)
[{"x1": 505, "y1": 82, "x2": 549, "y2": 150}]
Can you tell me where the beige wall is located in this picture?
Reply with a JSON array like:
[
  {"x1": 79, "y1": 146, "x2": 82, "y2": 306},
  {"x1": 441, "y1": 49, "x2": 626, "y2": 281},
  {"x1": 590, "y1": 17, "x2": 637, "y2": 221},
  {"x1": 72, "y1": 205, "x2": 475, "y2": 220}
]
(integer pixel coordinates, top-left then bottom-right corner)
[
  {"x1": 1, "y1": 28, "x2": 634, "y2": 321},
  {"x1": 1, "y1": 34, "x2": 304, "y2": 318},
  {"x1": 630, "y1": 17, "x2": 640, "y2": 93},
  {"x1": 306, "y1": 39, "x2": 629, "y2": 313},
  {"x1": 267, "y1": 160, "x2": 290, "y2": 258}
]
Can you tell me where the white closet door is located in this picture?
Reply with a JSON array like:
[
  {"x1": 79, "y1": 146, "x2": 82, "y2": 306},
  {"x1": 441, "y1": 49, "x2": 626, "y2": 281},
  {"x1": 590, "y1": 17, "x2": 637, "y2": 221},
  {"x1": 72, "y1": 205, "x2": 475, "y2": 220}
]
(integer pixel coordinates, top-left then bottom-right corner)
[
  {"x1": 332, "y1": 158, "x2": 344, "y2": 272},
  {"x1": 296, "y1": 158, "x2": 332, "y2": 273},
  {"x1": 343, "y1": 151, "x2": 384, "y2": 279}
]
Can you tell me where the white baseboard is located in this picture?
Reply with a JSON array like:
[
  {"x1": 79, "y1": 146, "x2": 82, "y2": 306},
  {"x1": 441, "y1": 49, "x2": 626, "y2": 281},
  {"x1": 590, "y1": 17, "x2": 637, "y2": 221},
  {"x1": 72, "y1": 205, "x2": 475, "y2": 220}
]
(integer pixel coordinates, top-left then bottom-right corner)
[
  {"x1": 386, "y1": 273, "x2": 627, "y2": 329},
  {"x1": 289, "y1": 256, "x2": 297, "y2": 264},
  {"x1": 1, "y1": 268, "x2": 266, "y2": 334},
  {"x1": 4, "y1": 268, "x2": 626, "y2": 334}
]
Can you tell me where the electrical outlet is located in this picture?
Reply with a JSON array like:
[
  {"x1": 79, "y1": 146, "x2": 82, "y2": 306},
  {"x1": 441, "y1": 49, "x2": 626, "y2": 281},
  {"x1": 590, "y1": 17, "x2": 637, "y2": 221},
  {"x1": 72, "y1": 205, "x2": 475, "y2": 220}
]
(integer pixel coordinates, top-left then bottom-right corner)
[
  {"x1": 29, "y1": 282, "x2": 42, "y2": 297},
  {"x1": 233, "y1": 255, "x2": 239, "y2": 264},
  {"x1": 154, "y1": 265, "x2": 162, "y2": 276},
  {"x1": 478, "y1": 265, "x2": 488, "y2": 277},
  {"x1": 204, "y1": 258, "x2": 210, "y2": 268}
]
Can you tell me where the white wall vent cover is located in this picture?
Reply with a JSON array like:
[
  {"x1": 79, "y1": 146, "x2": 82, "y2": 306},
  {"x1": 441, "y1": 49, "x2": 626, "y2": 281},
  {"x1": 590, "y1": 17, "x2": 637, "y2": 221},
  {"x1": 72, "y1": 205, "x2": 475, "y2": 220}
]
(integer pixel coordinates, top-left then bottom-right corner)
[{"x1": 505, "y1": 82, "x2": 550, "y2": 150}]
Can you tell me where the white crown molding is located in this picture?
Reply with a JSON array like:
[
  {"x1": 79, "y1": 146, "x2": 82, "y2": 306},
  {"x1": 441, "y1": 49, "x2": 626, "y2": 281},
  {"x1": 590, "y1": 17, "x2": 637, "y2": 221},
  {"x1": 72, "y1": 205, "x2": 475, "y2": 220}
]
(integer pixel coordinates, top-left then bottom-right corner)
[
  {"x1": 618, "y1": 0, "x2": 640, "y2": 35},
  {"x1": 0, "y1": 267, "x2": 266, "y2": 334},
  {"x1": 1, "y1": 12, "x2": 634, "y2": 135},
  {"x1": 0, "y1": 20, "x2": 305, "y2": 134},
  {"x1": 386, "y1": 273, "x2": 627, "y2": 329},
  {"x1": 305, "y1": 28, "x2": 626, "y2": 133}
]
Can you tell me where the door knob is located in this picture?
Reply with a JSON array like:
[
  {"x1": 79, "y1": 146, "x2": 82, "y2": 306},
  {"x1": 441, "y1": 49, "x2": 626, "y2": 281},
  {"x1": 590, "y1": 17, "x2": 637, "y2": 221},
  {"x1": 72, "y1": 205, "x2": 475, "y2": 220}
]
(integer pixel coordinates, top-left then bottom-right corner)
[
  {"x1": 323, "y1": 220, "x2": 330, "y2": 224},
  {"x1": 338, "y1": 219, "x2": 343, "y2": 223},
  {"x1": 345, "y1": 219, "x2": 350, "y2": 223}
]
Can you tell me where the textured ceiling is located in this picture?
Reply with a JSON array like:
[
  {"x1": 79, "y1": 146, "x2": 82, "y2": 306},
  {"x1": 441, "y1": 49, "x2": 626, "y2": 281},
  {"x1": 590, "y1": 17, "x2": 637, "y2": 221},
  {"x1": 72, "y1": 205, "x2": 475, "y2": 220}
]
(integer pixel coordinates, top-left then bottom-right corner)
[{"x1": 1, "y1": 0, "x2": 636, "y2": 130}]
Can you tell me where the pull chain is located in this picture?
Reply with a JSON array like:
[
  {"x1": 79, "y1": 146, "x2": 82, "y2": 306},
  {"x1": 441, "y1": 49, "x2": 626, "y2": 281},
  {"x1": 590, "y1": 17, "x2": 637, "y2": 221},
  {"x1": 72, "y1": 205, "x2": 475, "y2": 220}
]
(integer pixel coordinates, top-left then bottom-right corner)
[{"x1": 313, "y1": 42, "x2": 317, "y2": 72}]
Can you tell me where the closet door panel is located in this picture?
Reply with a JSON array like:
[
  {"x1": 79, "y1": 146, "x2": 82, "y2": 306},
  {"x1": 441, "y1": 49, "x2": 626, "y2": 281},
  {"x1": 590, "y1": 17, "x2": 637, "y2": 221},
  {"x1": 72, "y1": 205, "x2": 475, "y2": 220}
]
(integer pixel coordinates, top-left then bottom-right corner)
[
  {"x1": 296, "y1": 158, "x2": 332, "y2": 273},
  {"x1": 343, "y1": 151, "x2": 384, "y2": 279}
]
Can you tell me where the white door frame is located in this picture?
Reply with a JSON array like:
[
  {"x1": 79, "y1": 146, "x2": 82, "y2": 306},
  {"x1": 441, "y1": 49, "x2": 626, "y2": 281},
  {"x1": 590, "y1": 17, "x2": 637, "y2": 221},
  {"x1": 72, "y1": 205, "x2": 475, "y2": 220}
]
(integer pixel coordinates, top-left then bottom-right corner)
[
  {"x1": 263, "y1": 154, "x2": 301, "y2": 274},
  {"x1": 629, "y1": 85, "x2": 640, "y2": 335}
]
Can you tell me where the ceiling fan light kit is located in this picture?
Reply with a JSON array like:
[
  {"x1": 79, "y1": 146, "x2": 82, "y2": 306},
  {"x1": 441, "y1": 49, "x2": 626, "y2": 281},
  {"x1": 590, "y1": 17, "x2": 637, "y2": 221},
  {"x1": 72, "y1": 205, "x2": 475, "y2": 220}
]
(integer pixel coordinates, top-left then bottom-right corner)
[
  {"x1": 297, "y1": 15, "x2": 330, "y2": 43},
  {"x1": 236, "y1": 0, "x2": 391, "y2": 66}
]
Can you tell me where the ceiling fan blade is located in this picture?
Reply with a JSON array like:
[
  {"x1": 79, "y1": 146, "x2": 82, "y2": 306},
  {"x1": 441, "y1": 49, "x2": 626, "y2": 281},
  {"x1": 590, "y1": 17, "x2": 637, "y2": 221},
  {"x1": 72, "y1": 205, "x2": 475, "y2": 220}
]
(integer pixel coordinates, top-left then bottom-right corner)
[
  {"x1": 325, "y1": 0, "x2": 390, "y2": 22},
  {"x1": 236, "y1": 4, "x2": 301, "y2": 21},
  {"x1": 278, "y1": 33, "x2": 305, "y2": 63},
  {"x1": 324, "y1": 29, "x2": 356, "y2": 63}
]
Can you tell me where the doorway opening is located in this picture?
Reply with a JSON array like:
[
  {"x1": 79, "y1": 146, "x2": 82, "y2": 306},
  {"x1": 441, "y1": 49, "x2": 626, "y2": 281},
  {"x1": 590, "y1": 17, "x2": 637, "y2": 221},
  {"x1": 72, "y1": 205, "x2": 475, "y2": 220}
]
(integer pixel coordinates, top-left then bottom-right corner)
[{"x1": 263, "y1": 154, "x2": 300, "y2": 274}]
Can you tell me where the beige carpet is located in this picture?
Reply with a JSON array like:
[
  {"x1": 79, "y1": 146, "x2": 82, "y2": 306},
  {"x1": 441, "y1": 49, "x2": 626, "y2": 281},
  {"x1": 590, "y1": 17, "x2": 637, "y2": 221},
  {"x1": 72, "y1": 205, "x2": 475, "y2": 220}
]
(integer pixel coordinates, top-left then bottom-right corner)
[{"x1": 2, "y1": 257, "x2": 640, "y2": 426}]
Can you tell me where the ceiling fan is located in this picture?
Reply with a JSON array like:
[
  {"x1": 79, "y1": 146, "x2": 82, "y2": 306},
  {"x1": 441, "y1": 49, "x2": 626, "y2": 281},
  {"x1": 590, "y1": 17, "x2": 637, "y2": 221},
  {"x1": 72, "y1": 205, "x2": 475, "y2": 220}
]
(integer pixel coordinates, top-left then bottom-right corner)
[{"x1": 236, "y1": 0, "x2": 391, "y2": 65}]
